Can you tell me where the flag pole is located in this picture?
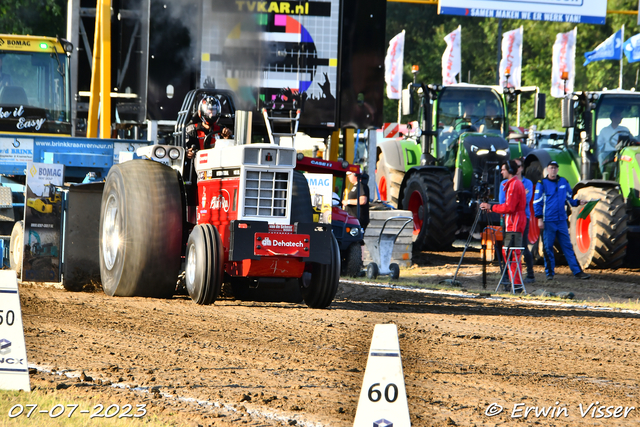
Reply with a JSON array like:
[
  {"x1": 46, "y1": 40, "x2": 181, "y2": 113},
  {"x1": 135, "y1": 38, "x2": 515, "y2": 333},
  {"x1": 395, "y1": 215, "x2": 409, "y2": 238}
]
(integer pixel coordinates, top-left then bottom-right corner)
[{"x1": 620, "y1": 25, "x2": 625, "y2": 89}]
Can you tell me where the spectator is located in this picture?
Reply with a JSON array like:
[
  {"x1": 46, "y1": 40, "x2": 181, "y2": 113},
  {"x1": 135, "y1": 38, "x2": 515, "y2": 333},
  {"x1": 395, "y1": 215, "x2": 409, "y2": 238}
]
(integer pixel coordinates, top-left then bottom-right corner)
[
  {"x1": 499, "y1": 157, "x2": 535, "y2": 283},
  {"x1": 597, "y1": 107, "x2": 629, "y2": 174},
  {"x1": 533, "y1": 160, "x2": 591, "y2": 280},
  {"x1": 480, "y1": 160, "x2": 527, "y2": 292},
  {"x1": 343, "y1": 171, "x2": 370, "y2": 231}
]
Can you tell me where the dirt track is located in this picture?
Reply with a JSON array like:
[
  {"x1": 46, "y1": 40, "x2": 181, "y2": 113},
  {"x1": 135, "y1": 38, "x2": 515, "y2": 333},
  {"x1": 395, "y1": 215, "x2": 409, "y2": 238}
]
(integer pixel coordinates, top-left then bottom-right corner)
[{"x1": 16, "y1": 251, "x2": 640, "y2": 426}]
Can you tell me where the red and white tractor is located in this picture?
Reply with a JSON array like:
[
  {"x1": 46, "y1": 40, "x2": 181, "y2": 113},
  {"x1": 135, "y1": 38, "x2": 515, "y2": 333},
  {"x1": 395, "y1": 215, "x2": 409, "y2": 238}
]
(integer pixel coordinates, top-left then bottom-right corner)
[{"x1": 98, "y1": 89, "x2": 340, "y2": 308}]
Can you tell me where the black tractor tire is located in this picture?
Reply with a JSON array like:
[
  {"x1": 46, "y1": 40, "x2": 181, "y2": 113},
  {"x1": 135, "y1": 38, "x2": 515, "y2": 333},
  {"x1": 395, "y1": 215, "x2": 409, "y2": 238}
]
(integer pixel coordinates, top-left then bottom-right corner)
[
  {"x1": 376, "y1": 152, "x2": 404, "y2": 206},
  {"x1": 389, "y1": 263, "x2": 400, "y2": 280},
  {"x1": 341, "y1": 242, "x2": 363, "y2": 278},
  {"x1": 9, "y1": 220, "x2": 24, "y2": 276},
  {"x1": 185, "y1": 224, "x2": 223, "y2": 304},
  {"x1": 99, "y1": 160, "x2": 183, "y2": 298},
  {"x1": 300, "y1": 235, "x2": 340, "y2": 309},
  {"x1": 291, "y1": 170, "x2": 313, "y2": 224},
  {"x1": 401, "y1": 169, "x2": 458, "y2": 251},
  {"x1": 366, "y1": 262, "x2": 379, "y2": 279},
  {"x1": 570, "y1": 186, "x2": 628, "y2": 269}
]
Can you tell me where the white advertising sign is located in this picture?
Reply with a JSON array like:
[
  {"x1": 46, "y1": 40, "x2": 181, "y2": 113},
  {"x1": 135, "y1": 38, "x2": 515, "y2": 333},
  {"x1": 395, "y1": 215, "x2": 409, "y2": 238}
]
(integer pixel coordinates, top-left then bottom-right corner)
[
  {"x1": 0, "y1": 138, "x2": 34, "y2": 163},
  {"x1": 0, "y1": 271, "x2": 31, "y2": 392},
  {"x1": 551, "y1": 27, "x2": 577, "y2": 98},
  {"x1": 442, "y1": 26, "x2": 461, "y2": 86},
  {"x1": 438, "y1": 0, "x2": 606, "y2": 25},
  {"x1": 304, "y1": 173, "x2": 333, "y2": 224},
  {"x1": 499, "y1": 27, "x2": 523, "y2": 88},
  {"x1": 385, "y1": 30, "x2": 405, "y2": 100},
  {"x1": 22, "y1": 162, "x2": 64, "y2": 282}
]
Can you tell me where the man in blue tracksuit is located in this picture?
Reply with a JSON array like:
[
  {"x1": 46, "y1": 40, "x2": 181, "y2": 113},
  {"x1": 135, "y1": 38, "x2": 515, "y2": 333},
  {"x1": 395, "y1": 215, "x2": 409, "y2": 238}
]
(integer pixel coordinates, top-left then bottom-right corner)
[{"x1": 533, "y1": 161, "x2": 591, "y2": 280}]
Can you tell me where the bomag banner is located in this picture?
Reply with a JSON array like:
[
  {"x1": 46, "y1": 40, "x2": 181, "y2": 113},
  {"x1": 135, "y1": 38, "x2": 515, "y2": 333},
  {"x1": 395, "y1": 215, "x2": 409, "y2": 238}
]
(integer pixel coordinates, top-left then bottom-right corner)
[
  {"x1": 22, "y1": 162, "x2": 64, "y2": 282},
  {"x1": 304, "y1": 173, "x2": 333, "y2": 224}
]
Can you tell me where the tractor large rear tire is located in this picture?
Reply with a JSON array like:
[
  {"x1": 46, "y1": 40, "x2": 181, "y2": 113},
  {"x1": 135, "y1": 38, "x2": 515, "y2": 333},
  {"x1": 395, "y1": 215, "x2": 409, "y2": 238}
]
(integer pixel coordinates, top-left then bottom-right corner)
[
  {"x1": 376, "y1": 153, "x2": 403, "y2": 206},
  {"x1": 570, "y1": 186, "x2": 628, "y2": 269},
  {"x1": 300, "y1": 235, "x2": 340, "y2": 308},
  {"x1": 9, "y1": 220, "x2": 24, "y2": 276},
  {"x1": 401, "y1": 169, "x2": 457, "y2": 251},
  {"x1": 185, "y1": 224, "x2": 223, "y2": 304},
  {"x1": 99, "y1": 160, "x2": 183, "y2": 298},
  {"x1": 291, "y1": 170, "x2": 314, "y2": 224}
]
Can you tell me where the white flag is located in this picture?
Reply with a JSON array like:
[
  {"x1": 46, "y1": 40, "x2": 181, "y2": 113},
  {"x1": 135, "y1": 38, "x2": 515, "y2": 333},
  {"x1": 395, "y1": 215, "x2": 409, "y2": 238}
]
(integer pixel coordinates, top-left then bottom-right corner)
[
  {"x1": 551, "y1": 27, "x2": 577, "y2": 98},
  {"x1": 385, "y1": 30, "x2": 405, "y2": 100},
  {"x1": 499, "y1": 26, "x2": 523, "y2": 88},
  {"x1": 442, "y1": 26, "x2": 461, "y2": 86}
]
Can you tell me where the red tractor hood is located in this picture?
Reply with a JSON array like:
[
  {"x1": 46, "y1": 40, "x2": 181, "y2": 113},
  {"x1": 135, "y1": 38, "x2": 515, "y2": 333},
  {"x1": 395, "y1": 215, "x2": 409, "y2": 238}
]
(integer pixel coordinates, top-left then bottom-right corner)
[{"x1": 332, "y1": 206, "x2": 361, "y2": 226}]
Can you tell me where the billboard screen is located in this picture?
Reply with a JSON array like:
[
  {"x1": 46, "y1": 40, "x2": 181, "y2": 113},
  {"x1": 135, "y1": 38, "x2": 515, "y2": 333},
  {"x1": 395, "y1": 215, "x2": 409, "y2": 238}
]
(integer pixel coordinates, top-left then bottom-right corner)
[
  {"x1": 438, "y1": 0, "x2": 606, "y2": 25},
  {"x1": 201, "y1": 0, "x2": 341, "y2": 130}
]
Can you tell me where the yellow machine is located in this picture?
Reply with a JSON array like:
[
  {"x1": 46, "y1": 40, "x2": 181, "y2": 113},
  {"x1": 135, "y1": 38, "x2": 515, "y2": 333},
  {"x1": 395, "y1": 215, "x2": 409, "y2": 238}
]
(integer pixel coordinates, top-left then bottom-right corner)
[
  {"x1": 0, "y1": 34, "x2": 73, "y2": 136},
  {"x1": 26, "y1": 184, "x2": 61, "y2": 215}
]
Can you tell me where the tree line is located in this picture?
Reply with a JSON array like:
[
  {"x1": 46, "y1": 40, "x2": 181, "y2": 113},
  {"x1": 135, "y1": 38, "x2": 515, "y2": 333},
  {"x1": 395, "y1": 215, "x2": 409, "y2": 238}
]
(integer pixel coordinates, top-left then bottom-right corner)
[
  {"x1": 3, "y1": 0, "x2": 639, "y2": 131},
  {"x1": 385, "y1": 0, "x2": 640, "y2": 130}
]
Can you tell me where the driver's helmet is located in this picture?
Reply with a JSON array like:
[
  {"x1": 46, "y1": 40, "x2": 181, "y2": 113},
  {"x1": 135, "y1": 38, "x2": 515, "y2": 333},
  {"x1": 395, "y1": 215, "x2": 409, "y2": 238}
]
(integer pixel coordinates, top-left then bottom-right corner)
[{"x1": 198, "y1": 96, "x2": 221, "y2": 126}]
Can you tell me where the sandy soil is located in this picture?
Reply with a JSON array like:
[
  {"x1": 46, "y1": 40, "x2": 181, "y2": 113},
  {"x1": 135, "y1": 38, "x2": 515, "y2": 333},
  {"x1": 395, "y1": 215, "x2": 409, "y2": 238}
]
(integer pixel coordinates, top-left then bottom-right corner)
[{"x1": 13, "y1": 247, "x2": 640, "y2": 427}]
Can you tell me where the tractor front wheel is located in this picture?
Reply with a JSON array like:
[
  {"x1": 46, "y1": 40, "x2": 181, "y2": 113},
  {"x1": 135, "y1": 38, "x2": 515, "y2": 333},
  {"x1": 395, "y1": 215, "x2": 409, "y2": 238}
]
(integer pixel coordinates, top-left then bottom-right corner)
[
  {"x1": 342, "y1": 242, "x2": 363, "y2": 278},
  {"x1": 570, "y1": 186, "x2": 628, "y2": 269},
  {"x1": 300, "y1": 235, "x2": 340, "y2": 308},
  {"x1": 185, "y1": 224, "x2": 223, "y2": 304}
]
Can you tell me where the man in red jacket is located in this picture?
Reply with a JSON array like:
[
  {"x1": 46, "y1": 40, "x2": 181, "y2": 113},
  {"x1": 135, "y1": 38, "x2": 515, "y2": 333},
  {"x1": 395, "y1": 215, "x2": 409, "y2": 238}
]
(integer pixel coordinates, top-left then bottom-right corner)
[{"x1": 480, "y1": 160, "x2": 527, "y2": 290}]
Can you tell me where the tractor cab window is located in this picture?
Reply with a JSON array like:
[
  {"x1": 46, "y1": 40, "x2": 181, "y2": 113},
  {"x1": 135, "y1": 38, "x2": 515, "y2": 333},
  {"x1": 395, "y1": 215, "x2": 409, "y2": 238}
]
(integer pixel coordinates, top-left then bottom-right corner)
[
  {"x1": 595, "y1": 98, "x2": 640, "y2": 165},
  {"x1": 0, "y1": 50, "x2": 71, "y2": 134},
  {"x1": 534, "y1": 130, "x2": 566, "y2": 149},
  {"x1": 435, "y1": 88, "x2": 504, "y2": 160},
  {"x1": 595, "y1": 100, "x2": 640, "y2": 142}
]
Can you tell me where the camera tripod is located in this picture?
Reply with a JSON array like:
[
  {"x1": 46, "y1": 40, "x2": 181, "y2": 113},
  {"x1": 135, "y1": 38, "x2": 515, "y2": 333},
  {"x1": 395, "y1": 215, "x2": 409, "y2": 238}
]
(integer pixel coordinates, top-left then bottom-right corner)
[{"x1": 439, "y1": 203, "x2": 497, "y2": 288}]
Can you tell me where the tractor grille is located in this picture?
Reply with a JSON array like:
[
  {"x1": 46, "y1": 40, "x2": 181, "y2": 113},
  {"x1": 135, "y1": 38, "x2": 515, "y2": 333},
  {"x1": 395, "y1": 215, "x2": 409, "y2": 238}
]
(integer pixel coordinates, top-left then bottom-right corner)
[{"x1": 244, "y1": 170, "x2": 289, "y2": 217}]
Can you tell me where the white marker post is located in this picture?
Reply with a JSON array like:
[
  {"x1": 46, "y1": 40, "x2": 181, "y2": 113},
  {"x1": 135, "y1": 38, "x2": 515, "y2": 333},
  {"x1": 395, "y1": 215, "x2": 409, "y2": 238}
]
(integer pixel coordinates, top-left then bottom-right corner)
[
  {"x1": 0, "y1": 271, "x2": 30, "y2": 391},
  {"x1": 353, "y1": 324, "x2": 411, "y2": 427}
]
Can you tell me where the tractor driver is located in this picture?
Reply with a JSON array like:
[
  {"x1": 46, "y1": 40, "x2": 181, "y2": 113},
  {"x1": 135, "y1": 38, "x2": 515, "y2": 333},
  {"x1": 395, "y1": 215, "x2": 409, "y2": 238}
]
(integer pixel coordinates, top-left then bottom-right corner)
[
  {"x1": 480, "y1": 103, "x2": 503, "y2": 134},
  {"x1": 454, "y1": 100, "x2": 480, "y2": 132},
  {"x1": 597, "y1": 107, "x2": 629, "y2": 175},
  {"x1": 185, "y1": 96, "x2": 232, "y2": 160}
]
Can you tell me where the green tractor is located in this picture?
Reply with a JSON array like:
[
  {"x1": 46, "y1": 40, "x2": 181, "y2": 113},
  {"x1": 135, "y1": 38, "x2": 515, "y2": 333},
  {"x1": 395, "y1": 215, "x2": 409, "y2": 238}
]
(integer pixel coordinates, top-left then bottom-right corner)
[
  {"x1": 375, "y1": 83, "x2": 545, "y2": 251},
  {"x1": 523, "y1": 90, "x2": 638, "y2": 269}
]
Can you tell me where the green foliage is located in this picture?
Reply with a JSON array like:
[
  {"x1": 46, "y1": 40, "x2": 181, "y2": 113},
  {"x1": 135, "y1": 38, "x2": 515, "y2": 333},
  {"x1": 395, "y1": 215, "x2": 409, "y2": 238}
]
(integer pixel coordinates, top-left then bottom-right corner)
[
  {"x1": 385, "y1": 1, "x2": 640, "y2": 130},
  {"x1": 0, "y1": 0, "x2": 66, "y2": 38}
]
